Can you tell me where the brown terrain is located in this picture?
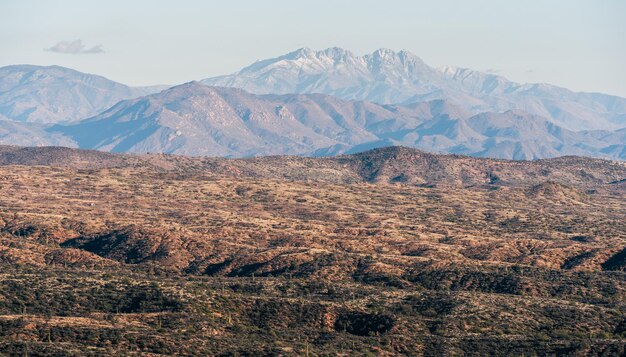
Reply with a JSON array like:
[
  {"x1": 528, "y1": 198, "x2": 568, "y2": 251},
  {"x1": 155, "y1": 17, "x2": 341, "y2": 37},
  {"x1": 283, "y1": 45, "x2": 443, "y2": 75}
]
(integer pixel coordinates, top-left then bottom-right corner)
[{"x1": 0, "y1": 145, "x2": 625, "y2": 356}]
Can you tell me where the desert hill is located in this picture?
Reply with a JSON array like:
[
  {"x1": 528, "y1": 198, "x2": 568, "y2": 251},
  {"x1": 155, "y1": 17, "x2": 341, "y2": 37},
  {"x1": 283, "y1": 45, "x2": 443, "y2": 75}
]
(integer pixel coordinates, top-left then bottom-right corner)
[
  {"x1": 0, "y1": 145, "x2": 624, "y2": 355},
  {"x1": 1, "y1": 145, "x2": 624, "y2": 187}
]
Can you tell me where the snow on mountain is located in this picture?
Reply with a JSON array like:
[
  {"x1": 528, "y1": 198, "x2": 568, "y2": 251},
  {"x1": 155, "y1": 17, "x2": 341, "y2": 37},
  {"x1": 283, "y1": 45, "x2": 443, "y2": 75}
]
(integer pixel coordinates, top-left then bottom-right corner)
[
  {"x1": 0, "y1": 53, "x2": 623, "y2": 160},
  {"x1": 202, "y1": 48, "x2": 626, "y2": 131},
  {"x1": 51, "y1": 82, "x2": 426, "y2": 157}
]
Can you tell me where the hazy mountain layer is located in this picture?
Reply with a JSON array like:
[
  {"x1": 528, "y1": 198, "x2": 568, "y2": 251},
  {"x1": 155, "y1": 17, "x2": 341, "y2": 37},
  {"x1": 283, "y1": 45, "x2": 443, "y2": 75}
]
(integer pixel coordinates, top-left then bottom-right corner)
[
  {"x1": 0, "y1": 119, "x2": 75, "y2": 147},
  {"x1": 202, "y1": 48, "x2": 626, "y2": 131},
  {"x1": 0, "y1": 65, "x2": 167, "y2": 124},
  {"x1": 50, "y1": 82, "x2": 626, "y2": 160}
]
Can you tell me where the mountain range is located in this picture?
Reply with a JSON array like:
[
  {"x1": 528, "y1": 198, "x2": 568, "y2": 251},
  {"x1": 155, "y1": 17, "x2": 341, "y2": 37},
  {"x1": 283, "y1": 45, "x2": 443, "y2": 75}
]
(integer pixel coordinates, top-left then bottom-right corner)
[
  {"x1": 0, "y1": 47, "x2": 625, "y2": 160},
  {"x1": 0, "y1": 64, "x2": 166, "y2": 123},
  {"x1": 202, "y1": 48, "x2": 626, "y2": 131},
  {"x1": 49, "y1": 82, "x2": 626, "y2": 160}
]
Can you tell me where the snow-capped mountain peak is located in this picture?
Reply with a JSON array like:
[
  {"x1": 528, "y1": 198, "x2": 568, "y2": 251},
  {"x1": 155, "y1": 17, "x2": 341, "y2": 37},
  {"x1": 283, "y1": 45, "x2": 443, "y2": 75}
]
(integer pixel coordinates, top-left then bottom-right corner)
[{"x1": 202, "y1": 47, "x2": 626, "y2": 131}]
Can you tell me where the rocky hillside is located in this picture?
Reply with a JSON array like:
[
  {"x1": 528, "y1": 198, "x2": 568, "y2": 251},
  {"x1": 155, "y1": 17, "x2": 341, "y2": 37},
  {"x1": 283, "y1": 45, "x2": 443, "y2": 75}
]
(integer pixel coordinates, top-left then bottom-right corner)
[
  {"x1": 0, "y1": 60, "x2": 624, "y2": 160},
  {"x1": 49, "y1": 83, "x2": 626, "y2": 160},
  {"x1": 1, "y1": 145, "x2": 624, "y2": 187}
]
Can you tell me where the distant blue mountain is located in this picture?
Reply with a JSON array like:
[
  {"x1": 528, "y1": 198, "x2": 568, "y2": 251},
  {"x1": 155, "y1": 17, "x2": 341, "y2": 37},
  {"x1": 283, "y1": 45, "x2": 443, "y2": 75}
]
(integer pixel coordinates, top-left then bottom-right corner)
[
  {"x1": 48, "y1": 82, "x2": 626, "y2": 160},
  {"x1": 203, "y1": 48, "x2": 626, "y2": 131},
  {"x1": 0, "y1": 65, "x2": 168, "y2": 124},
  {"x1": 0, "y1": 50, "x2": 624, "y2": 160}
]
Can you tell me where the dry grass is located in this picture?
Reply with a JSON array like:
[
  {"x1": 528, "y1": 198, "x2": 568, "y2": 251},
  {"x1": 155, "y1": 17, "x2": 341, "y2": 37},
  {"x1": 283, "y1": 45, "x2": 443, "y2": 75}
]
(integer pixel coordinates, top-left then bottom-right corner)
[{"x1": 0, "y1": 146, "x2": 624, "y2": 355}]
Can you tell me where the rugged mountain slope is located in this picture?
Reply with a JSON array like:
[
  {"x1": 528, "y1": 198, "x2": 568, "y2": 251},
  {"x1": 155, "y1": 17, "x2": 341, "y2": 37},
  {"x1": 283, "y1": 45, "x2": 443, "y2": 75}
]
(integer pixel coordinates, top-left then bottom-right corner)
[
  {"x1": 0, "y1": 65, "x2": 167, "y2": 124},
  {"x1": 1, "y1": 60, "x2": 623, "y2": 160},
  {"x1": 202, "y1": 47, "x2": 626, "y2": 131},
  {"x1": 51, "y1": 82, "x2": 343, "y2": 156},
  {"x1": 50, "y1": 82, "x2": 449, "y2": 157},
  {"x1": 50, "y1": 83, "x2": 626, "y2": 160},
  {"x1": 203, "y1": 48, "x2": 444, "y2": 104}
]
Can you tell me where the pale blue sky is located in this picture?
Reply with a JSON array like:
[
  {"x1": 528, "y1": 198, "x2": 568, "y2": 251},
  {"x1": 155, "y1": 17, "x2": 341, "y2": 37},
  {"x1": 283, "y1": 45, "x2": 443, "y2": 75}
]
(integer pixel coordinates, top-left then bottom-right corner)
[{"x1": 1, "y1": 0, "x2": 625, "y2": 96}]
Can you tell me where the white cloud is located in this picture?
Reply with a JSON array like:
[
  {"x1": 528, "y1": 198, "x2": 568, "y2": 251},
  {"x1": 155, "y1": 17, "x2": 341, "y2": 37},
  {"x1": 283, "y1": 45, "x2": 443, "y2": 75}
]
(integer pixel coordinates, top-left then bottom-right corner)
[{"x1": 45, "y1": 40, "x2": 104, "y2": 54}]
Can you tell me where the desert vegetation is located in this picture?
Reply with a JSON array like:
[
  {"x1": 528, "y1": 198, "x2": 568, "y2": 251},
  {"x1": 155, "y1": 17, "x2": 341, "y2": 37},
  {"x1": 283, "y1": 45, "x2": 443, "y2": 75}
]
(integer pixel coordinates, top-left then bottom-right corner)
[{"x1": 0, "y1": 146, "x2": 624, "y2": 355}]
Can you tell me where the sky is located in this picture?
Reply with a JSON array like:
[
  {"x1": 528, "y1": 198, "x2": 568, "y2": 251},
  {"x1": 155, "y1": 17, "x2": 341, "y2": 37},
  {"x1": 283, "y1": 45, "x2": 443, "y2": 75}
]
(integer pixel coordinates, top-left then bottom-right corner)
[{"x1": 1, "y1": 0, "x2": 625, "y2": 97}]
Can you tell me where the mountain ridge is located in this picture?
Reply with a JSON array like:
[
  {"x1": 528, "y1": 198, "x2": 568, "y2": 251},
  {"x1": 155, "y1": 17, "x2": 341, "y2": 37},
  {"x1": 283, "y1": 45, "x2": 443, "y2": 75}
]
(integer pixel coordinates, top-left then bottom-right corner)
[
  {"x1": 0, "y1": 64, "x2": 168, "y2": 124},
  {"x1": 0, "y1": 51, "x2": 624, "y2": 161},
  {"x1": 1, "y1": 144, "x2": 624, "y2": 188},
  {"x1": 48, "y1": 83, "x2": 626, "y2": 160},
  {"x1": 202, "y1": 47, "x2": 626, "y2": 131}
]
